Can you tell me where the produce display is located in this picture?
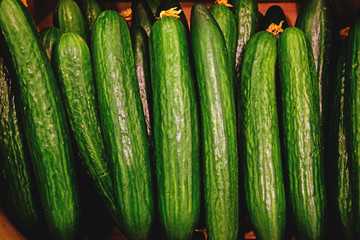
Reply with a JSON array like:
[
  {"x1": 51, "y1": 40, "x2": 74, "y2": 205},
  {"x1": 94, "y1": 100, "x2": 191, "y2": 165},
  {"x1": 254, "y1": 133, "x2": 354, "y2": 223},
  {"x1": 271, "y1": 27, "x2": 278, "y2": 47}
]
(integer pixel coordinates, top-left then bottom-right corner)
[{"x1": 0, "y1": 0, "x2": 359, "y2": 239}]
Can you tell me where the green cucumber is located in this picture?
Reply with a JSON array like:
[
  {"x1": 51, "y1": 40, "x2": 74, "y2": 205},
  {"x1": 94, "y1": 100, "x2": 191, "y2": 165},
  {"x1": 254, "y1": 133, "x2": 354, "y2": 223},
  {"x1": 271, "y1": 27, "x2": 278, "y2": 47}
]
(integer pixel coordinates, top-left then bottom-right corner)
[
  {"x1": 260, "y1": 5, "x2": 288, "y2": 32},
  {"x1": 296, "y1": 0, "x2": 332, "y2": 122},
  {"x1": 130, "y1": 26, "x2": 152, "y2": 139},
  {"x1": 39, "y1": 27, "x2": 61, "y2": 61},
  {"x1": 145, "y1": 0, "x2": 160, "y2": 17},
  {"x1": 92, "y1": 10, "x2": 154, "y2": 240},
  {"x1": 209, "y1": 3, "x2": 237, "y2": 81},
  {"x1": 0, "y1": 45, "x2": 43, "y2": 239},
  {"x1": 346, "y1": 8, "x2": 360, "y2": 237},
  {"x1": 54, "y1": 0, "x2": 87, "y2": 42},
  {"x1": 157, "y1": 0, "x2": 189, "y2": 35},
  {"x1": 52, "y1": 32, "x2": 119, "y2": 227},
  {"x1": 278, "y1": 27, "x2": 326, "y2": 240},
  {"x1": 240, "y1": 31, "x2": 286, "y2": 240},
  {"x1": 79, "y1": 0, "x2": 103, "y2": 40},
  {"x1": 191, "y1": 3, "x2": 239, "y2": 239},
  {"x1": 327, "y1": 39, "x2": 355, "y2": 240},
  {"x1": 149, "y1": 15, "x2": 200, "y2": 240},
  {"x1": 131, "y1": 0, "x2": 155, "y2": 37},
  {"x1": 233, "y1": 0, "x2": 258, "y2": 87},
  {"x1": 0, "y1": 0, "x2": 80, "y2": 239}
]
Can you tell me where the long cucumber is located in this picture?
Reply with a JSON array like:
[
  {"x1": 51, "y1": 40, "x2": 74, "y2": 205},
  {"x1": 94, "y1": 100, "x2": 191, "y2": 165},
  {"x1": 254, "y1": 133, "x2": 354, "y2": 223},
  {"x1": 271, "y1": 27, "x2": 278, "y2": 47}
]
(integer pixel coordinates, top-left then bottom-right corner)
[
  {"x1": 92, "y1": 10, "x2": 154, "y2": 240},
  {"x1": 191, "y1": 3, "x2": 239, "y2": 239},
  {"x1": 0, "y1": 0, "x2": 80, "y2": 239}
]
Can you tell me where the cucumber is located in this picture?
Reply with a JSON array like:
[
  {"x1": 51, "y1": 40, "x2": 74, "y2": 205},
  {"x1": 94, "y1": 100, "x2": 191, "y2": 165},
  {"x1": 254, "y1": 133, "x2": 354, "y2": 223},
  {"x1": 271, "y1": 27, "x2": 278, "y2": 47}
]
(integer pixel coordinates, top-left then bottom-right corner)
[
  {"x1": 157, "y1": 0, "x2": 189, "y2": 35},
  {"x1": 278, "y1": 27, "x2": 326, "y2": 240},
  {"x1": 190, "y1": 3, "x2": 239, "y2": 239},
  {"x1": 53, "y1": 0, "x2": 87, "y2": 42},
  {"x1": 149, "y1": 15, "x2": 200, "y2": 240},
  {"x1": 296, "y1": 0, "x2": 332, "y2": 122},
  {"x1": 130, "y1": 26, "x2": 152, "y2": 139},
  {"x1": 260, "y1": 5, "x2": 288, "y2": 31},
  {"x1": 0, "y1": 0, "x2": 80, "y2": 239},
  {"x1": 327, "y1": 39, "x2": 355, "y2": 240},
  {"x1": 145, "y1": 0, "x2": 160, "y2": 17},
  {"x1": 209, "y1": 3, "x2": 236, "y2": 81},
  {"x1": 131, "y1": 0, "x2": 155, "y2": 37},
  {"x1": 233, "y1": 0, "x2": 258, "y2": 87},
  {"x1": 0, "y1": 44, "x2": 43, "y2": 239},
  {"x1": 346, "y1": 8, "x2": 360, "y2": 237},
  {"x1": 39, "y1": 27, "x2": 61, "y2": 61},
  {"x1": 92, "y1": 10, "x2": 154, "y2": 239},
  {"x1": 79, "y1": 0, "x2": 103, "y2": 40},
  {"x1": 240, "y1": 31, "x2": 286, "y2": 240},
  {"x1": 52, "y1": 32, "x2": 119, "y2": 227}
]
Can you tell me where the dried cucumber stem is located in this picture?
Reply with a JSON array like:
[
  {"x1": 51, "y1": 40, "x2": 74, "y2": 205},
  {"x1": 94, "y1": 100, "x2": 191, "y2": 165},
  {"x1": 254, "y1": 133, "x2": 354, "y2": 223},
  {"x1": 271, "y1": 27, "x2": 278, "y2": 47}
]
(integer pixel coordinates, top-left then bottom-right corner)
[
  {"x1": 267, "y1": 20, "x2": 284, "y2": 36},
  {"x1": 339, "y1": 26, "x2": 350, "y2": 40},
  {"x1": 195, "y1": 228, "x2": 208, "y2": 240},
  {"x1": 215, "y1": 0, "x2": 233, "y2": 7},
  {"x1": 158, "y1": 7, "x2": 182, "y2": 19},
  {"x1": 120, "y1": 8, "x2": 132, "y2": 21},
  {"x1": 21, "y1": 0, "x2": 28, "y2": 7}
]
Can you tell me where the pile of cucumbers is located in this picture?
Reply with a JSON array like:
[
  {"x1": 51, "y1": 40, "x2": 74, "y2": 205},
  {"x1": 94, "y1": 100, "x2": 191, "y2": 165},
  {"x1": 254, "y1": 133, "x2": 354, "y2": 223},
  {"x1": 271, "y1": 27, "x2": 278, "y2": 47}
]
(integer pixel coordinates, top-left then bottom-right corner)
[{"x1": 0, "y1": 0, "x2": 359, "y2": 239}]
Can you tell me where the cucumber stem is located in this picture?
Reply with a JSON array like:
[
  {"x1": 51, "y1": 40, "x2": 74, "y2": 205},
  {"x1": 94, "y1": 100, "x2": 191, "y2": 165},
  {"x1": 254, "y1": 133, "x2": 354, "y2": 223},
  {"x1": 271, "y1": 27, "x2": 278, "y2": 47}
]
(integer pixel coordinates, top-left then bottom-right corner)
[
  {"x1": 158, "y1": 7, "x2": 182, "y2": 19},
  {"x1": 120, "y1": 8, "x2": 132, "y2": 21},
  {"x1": 215, "y1": 0, "x2": 233, "y2": 7}
]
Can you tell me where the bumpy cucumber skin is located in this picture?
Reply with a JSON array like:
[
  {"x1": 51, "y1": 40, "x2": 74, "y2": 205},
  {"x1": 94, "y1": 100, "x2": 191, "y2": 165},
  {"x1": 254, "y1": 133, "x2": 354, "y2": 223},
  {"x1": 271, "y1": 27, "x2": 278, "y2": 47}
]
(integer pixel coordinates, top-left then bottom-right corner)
[
  {"x1": 209, "y1": 4, "x2": 237, "y2": 81},
  {"x1": 130, "y1": 26, "x2": 153, "y2": 139},
  {"x1": 53, "y1": 32, "x2": 119, "y2": 227},
  {"x1": 0, "y1": 1, "x2": 80, "y2": 239},
  {"x1": 278, "y1": 27, "x2": 326, "y2": 240},
  {"x1": 327, "y1": 40, "x2": 355, "y2": 240},
  {"x1": 79, "y1": 0, "x2": 103, "y2": 40},
  {"x1": 240, "y1": 31, "x2": 286, "y2": 240},
  {"x1": 39, "y1": 27, "x2": 61, "y2": 61},
  {"x1": 191, "y1": 3, "x2": 239, "y2": 240},
  {"x1": 131, "y1": 0, "x2": 155, "y2": 37},
  {"x1": 346, "y1": 8, "x2": 360, "y2": 238},
  {"x1": 233, "y1": 0, "x2": 258, "y2": 87},
  {"x1": 92, "y1": 10, "x2": 154, "y2": 240},
  {"x1": 0, "y1": 52, "x2": 43, "y2": 239},
  {"x1": 295, "y1": 0, "x2": 332, "y2": 122},
  {"x1": 54, "y1": 0, "x2": 88, "y2": 42},
  {"x1": 149, "y1": 16, "x2": 200, "y2": 240}
]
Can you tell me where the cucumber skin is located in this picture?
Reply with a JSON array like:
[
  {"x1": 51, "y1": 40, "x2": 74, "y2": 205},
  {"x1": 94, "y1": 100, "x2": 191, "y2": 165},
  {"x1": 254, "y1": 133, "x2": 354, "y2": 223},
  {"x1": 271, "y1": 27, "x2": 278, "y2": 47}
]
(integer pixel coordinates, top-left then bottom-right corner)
[
  {"x1": 0, "y1": 52, "x2": 43, "y2": 239},
  {"x1": 295, "y1": 0, "x2": 332, "y2": 122},
  {"x1": 209, "y1": 4, "x2": 237, "y2": 82},
  {"x1": 240, "y1": 31, "x2": 286, "y2": 240},
  {"x1": 131, "y1": 0, "x2": 155, "y2": 37},
  {"x1": 79, "y1": 0, "x2": 103, "y2": 40},
  {"x1": 327, "y1": 40, "x2": 355, "y2": 240},
  {"x1": 191, "y1": 3, "x2": 239, "y2": 240},
  {"x1": 53, "y1": 32, "x2": 119, "y2": 227},
  {"x1": 233, "y1": 0, "x2": 258, "y2": 87},
  {"x1": 149, "y1": 16, "x2": 200, "y2": 240},
  {"x1": 130, "y1": 26, "x2": 153, "y2": 139},
  {"x1": 346, "y1": 8, "x2": 360, "y2": 237},
  {"x1": 0, "y1": 0, "x2": 80, "y2": 239},
  {"x1": 39, "y1": 27, "x2": 61, "y2": 61},
  {"x1": 278, "y1": 27, "x2": 326, "y2": 240},
  {"x1": 92, "y1": 10, "x2": 154, "y2": 240},
  {"x1": 145, "y1": 0, "x2": 160, "y2": 16},
  {"x1": 54, "y1": 0, "x2": 87, "y2": 42}
]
